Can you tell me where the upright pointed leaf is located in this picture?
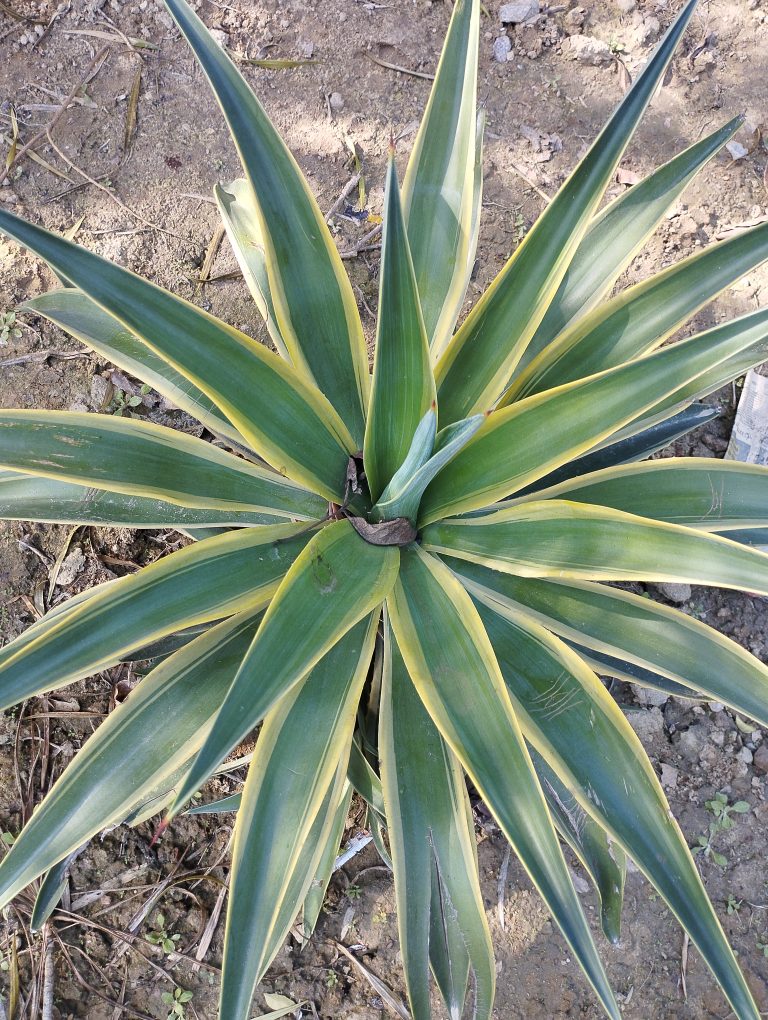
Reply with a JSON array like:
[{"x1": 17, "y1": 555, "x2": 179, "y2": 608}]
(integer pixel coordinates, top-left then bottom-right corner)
[
  {"x1": 387, "y1": 546, "x2": 619, "y2": 1020},
  {"x1": 423, "y1": 500, "x2": 768, "y2": 593},
  {"x1": 164, "y1": 0, "x2": 369, "y2": 444},
  {"x1": 420, "y1": 306, "x2": 768, "y2": 523},
  {"x1": 0, "y1": 524, "x2": 308, "y2": 709},
  {"x1": 508, "y1": 219, "x2": 768, "y2": 400},
  {"x1": 434, "y1": 0, "x2": 698, "y2": 423},
  {"x1": 0, "y1": 411, "x2": 327, "y2": 520},
  {"x1": 450, "y1": 560, "x2": 768, "y2": 728},
  {"x1": 475, "y1": 598, "x2": 759, "y2": 1020},
  {"x1": 221, "y1": 616, "x2": 377, "y2": 1018},
  {"x1": 0, "y1": 610, "x2": 261, "y2": 909},
  {"x1": 517, "y1": 117, "x2": 742, "y2": 373},
  {"x1": 0, "y1": 209, "x2": 354, "y2": 501},
  {"x1": 25, "y1": 289, "x2": 246, "y2": 448},
  {"x1": 364, "y1": 157, "x2": 435, "y2": 502},
  {"x1": 402, "y1": 0, "x2": 481, "y2": 355},
  {"x1": 171, "y1": 521, "x2": 399, "y2": 812},
  {"x1": 214, "y1": 179, "x2": 288, "y2": 359},
  {"x1": 380, "y1": 616, "x2": 493, "y2": 1020}
]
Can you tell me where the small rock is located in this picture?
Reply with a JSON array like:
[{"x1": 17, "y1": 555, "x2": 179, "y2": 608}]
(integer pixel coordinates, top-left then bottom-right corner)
[
  {"x1": 567, "y1": 34, "x2": 613, "y2": 66},
  {"x1": 617, "y1": 0, "x2": 636, "y2": 11},
  {"x1": 753, "y1": 744, "x2": 768, "y2": 774},
  {"x1": 209, "y1": 27, "x2": 229, "y2": 48},
  {"x1": 677, "y1": 724, "x2": 708, "y2": 760},
  {"x1": 708, "y1": 701, "x2": 725, "y2": 714},
  {"x1": 89, "y1": 374, "x2": 111, "y2": 410},
  {"x1": 298, "y1": 39, "x2": 314, "y2": 59},
  {"x1": 726, "y1": 140, "x2": 749, "y2": 161},
  {"x1": 660, "y1": 763, "x2": 678, "y2": 789},
  {"x1": 633, "y1": 15, "x2": 660, "y2": 45},
  {"x1": 737, "y1": 746, "x2": 754, "y2": 765},
  {"x1": 625, "y1": 707, "x2": 664, "y2": 745},
  {"x1": 569, "y1": 868, "x2": 591, "y2": 895},
  {"x1": 635, "y1": 687, "x2": 669, "y2": 708},
  {"x1": 710, "y1": 729, "x2": 725, "y2": 747},
  {"x1": 493, "y1": 35, "x2": 512, "y2": 62},
  {"x1": 328, "y1": 92, "x2": 345, "y2": 113},
  {"x1": 656, "y1": 582, "x2": 692, "y2": 604},
  {"x1": 499, "y1": 0, "x2": 539, "y2": 25},
  {"x1": 55, "y1": 548, "x2": 86, "y2": 588}
]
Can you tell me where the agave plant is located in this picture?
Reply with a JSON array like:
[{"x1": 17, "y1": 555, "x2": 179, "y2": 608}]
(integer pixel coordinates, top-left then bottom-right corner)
[{"x1": 1, "y1": 0, "x2": 768, "y2": 1016}]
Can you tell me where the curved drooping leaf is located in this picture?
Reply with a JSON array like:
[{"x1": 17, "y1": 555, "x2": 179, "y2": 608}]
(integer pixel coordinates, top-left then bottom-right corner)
[
  {"x1": 30, "y1": 847, "x2": 84, "y2": 932},
  {"x1": 517, "y1": 117, "x2": 742, "y2": 373},
  {"x1": 347, "y1": 737, "x2": 386, "y2": 818},
  {"x1": 0, "y1": 470, "x2": 281, "y2": 528},
  {"x1": 364, "y1": 157, "x2": 435, "y2": 502},
  {"x1": 512, "y1": 402, "x2": 718, "y2": 499},
  {"x1": 475, "y1": 598, "x2": 759, "y2": 1020},
  {"x1": 420, "y1": 306, "x2": 768, "y2": 523},
  {"x1": 519, "y1": 459, "x2": 768, "y2": 530},
  {"x1": 387, "y1": 545, "x2": 619, "y2": 1020},
  {"x1": 507, "y1": 219, "x2": 768, "y2": 400},
  {"x1": 214, "y1": 179, "x2": 288, "y2": 359},
  {"x1": 221, "y1": 615, "x2": 377, "y2": 1018},
  {"x1": 402, "y1": 0, "x2": 481, "y2": 356},
  {"x1": 0, "y1": 610, "x2": 261, "y2": 909},
  {"x1": 570, "y1": 642, "x2": 698, "y2": 700},
  {"x1": 0, "y1": 524, "x2": 308, "y2": 709},
  {"x1": 171, "y1": 521, "x2": 399, "y2": 813},
  {"x1": 433, "y1": 0, "x2": 698, "y2": 424},
  {"x1": 0, "y1": 208, "x2": 354, "y2": 501},
  {"x1": 25, "y1": 289, "x2": 247, "y2": 448},
  {"x1": 452, "y1": 560, "x2": 768, "y2": 727},
  {"x1": 380, "y1": 615, "x2": 494, "y2": 1020},
  {"x1": 164, "y1": 0, "x2": 369, "y2": 444},
  {"x1": 423, "y1": 501, "x2": 768, "y2": 593},
  {"x1": 0, "y1": 411, "x2": 327, "y2": 519},
  {"x1": 531, "y1": 751, "x2": 625, "y2": 946}
]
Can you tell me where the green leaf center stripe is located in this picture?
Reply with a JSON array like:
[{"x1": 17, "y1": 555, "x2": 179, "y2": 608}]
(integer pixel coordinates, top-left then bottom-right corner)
[
  {"x1": 0, "y1": 524, "x2": 311, "y2": 709},
  {"x1": 0, "y1": 208, "x2": 354, "y2": 503},
  {"x1": 0, "y1": 610, "x2": 262, "y2": 910},
  {"x1": 433, "y1": 0, "x2": 699, "y2": 424},
  {"x1": 0, "y1": 411, "x2": 327, "y2": 520},
  {"x1": 164, "y1": 0, "x2": 369, "y2": 445},
  {"x1": 387, "y1": 545, "x2": 620, "y2": 1020},
  {"x1": 364, "y1": 157, "x2": 436, "y2": 503},
  {"x1": 221, "y1": 616, "x2": 378, "y2": 1016},
  {"x1": 25, "y1": 289, "x2": 247, "y2": 449},
  {"x1": 402, "y1": 0, "x2": 481, "y2": 356},
  {"x1": 423, "y1": 500, "x2": 768, "y2": 593},
  {"x1": 169, "y1": 521, "x2": 400, "y2": 814}
]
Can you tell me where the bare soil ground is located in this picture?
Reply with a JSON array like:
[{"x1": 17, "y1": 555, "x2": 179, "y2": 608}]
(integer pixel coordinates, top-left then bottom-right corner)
[{"x1": 1, "y1": 0, "x2": 768, "y2": 1017}]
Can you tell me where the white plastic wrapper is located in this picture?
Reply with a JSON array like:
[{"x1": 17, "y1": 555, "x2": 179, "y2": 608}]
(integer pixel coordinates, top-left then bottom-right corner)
[{"x1": 726, "y1": 369, "x2": 768, "y2": 465}]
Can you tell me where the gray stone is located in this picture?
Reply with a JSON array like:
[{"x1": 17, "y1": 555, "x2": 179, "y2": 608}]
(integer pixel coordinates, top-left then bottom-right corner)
[
  {"x1": 625, "y1": 707, "x2": 664, "y2": 745},
  {"x1": 678, "y1": 724, "x2": 708, "y2": 760},
  {"x1": 55, "y1": 548, "x2": 86, "y2": 588},
  {"x1": 617, "y1": 0, "x2": 636, "y2": 11},
  {"x1": 635, "y1": 686, "x2": 669, "y2": 708},
  {"x1": 633, "y1": 15, "x2": 661, "y2": 45},
  {"x1": 499, "y1": 0, "x2": 539, "y2": 24},
  {"x1": 660, "y1": 763, "x2": 678, "y2": 789},
  {"x1": 89, "y1": 374, "x2": 111, "y2": 409},
  {"x1": 567, "y1": 34, "x2": 613, "y2": 66},
  {"x1": 493, "y1": 35, "x2": 512, "y2": 62},
  {"x1": 328, "y1": 92, "x2": 345, "y2": 113},
  {"x1": 708, "y1": 701, "x2": 725, "y2": 713},
  {"x1": 657, "y1": 582, "x2": 692, "y2": 604},
  {"x1": 737, "y1": 746, "x2": 754, "y2": 765},
  {"x1": 753, "y1": 744, "x2": 768, "y2": 775}
]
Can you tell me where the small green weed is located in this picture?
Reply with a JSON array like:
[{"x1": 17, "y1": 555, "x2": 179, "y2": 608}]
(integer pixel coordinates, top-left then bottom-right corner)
[
  {"x1": 0, "y1": 311, "x2": 21, "y2": 346},
  {"x1": 162, "y1": 986, "x2": 193, "y2": 1020},
  {"x1": 147, "y1": 912, "x2": 181, "y2": 954}
]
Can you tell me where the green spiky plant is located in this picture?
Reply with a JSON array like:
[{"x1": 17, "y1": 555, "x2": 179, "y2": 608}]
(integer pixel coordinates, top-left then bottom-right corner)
[{"x1": 1, "y1": 0, "x2": 768, "y2": 1016}]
